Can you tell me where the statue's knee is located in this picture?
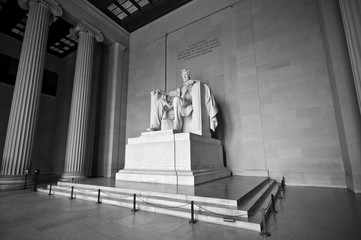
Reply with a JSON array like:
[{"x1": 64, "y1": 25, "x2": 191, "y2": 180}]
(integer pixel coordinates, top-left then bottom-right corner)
[{"x1": 172, "y1": 97, "x2": 181, "y2": 105}]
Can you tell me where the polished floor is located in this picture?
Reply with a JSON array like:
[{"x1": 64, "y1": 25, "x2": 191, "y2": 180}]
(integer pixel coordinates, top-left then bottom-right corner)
[{"x1": 1, "y1": 184, "x2": 361, "y2": 240}]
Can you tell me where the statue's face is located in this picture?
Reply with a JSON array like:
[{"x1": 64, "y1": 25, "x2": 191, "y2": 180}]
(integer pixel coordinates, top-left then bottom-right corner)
[{"x1": 182, "y1": 72, "x2": 190, "y2": 82}]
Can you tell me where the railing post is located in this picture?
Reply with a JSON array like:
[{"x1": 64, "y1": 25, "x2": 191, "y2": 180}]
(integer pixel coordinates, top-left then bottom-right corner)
[
  {"x1": 131, "y1": 194, "x2": 138, "y2": 212},
  {"x1": 260, "y1": 208, "x2": 271, "y2": 237},
  {"x1": 278, "y1": 185, "x2": 283, "y2": 199},
  {"x1": 281, "y1": 176, "x2": 286, "y2": 191},
  {"x1": 189, "y1": 201, "x2": 197, "y2": 224},
  {"x1": 96, "y1": 189, "x2": 102, "y2": 204},
  {"x1": 271, "y1": 194, "x2": 278, "y2": 214},
  {"x1": 33, "y1": 169, "x2": 40, "y2": 192},
  {"x1": 24, "y1": 169, "x2": 29, "y2": 190},
  {"x1": 70, "y1": 186, "x2": 75, "y2": 199},
  {"x1": 48, "y1": 184, "x2": 53, "y2": 195}
]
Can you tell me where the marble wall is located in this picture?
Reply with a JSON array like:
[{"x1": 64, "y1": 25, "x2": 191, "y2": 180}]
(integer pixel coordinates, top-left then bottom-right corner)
[
  {"x1": 91, "y1": 43, "x2": 129, "y2": 177},
  {"x1": 126, "y1": 0, "x2": 361, "y2": 189}
]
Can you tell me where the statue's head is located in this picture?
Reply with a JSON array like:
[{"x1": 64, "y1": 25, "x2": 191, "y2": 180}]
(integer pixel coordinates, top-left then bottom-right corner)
[{"x1": 181, "y1": 69, "x2": 191, "y2": 82}]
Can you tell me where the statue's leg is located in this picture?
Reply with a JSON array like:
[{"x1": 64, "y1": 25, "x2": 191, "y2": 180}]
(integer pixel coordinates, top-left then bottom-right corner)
[{"x1": 172, "y1": 97, "x2": 183, "y2": 131}]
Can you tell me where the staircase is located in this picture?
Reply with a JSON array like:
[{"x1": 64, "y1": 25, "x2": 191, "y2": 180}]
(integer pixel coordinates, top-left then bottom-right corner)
[{"x1": 37, "y1": 177, "x2": 281, "y2": 232}]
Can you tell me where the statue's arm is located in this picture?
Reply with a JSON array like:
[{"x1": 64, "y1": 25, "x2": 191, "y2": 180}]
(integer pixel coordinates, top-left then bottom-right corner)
[
  {"x1": 168, "y1": 88, "x2": 180, "y2": 97},
  {"x1": 151, "y1": 89, "x2": 167, "y2": 96}
]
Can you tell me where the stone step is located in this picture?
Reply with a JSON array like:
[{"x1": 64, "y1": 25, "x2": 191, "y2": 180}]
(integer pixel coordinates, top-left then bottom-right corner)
[
  {"x1": 41, "y1": 184, "x2": 249, "y2": 217},
  {"x1": 248, "y1": 182, "x2": 281, "y2": 225},
  {"x1": 56, "y1": 181, "x2": 240, "y2": 207},
  {"x1": 37, "y1": 185, "x2": 262, "y2": 232},
  {"x1": 37, "y1": 177, "x2": 281, "y2": 233},
  {"x1": 235, "y1": 177, "x2": 271, "y2": 205},
  {"x1": 237, "y1": 179, "x2": 277, "y2": 217}
]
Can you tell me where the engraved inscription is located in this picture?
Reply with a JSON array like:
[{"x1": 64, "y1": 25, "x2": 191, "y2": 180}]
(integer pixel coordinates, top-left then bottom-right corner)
[{"x1": 177, "y1": 38, "x2": 221, "y2": 61}]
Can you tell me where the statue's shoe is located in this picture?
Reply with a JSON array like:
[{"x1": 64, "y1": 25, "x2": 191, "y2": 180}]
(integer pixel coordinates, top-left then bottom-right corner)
[{"x1": 146, "y1": 127, "x2": 160, "y2": 131}]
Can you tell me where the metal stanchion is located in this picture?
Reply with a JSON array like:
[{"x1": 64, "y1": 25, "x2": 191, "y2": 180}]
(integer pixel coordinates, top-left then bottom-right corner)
[
  {"x1": 270, "y1": 194, "x2": 278, "y2": 214},
  {"x1": 33, "y1": 169, "x2": 40, "y2": 191},
  {"x1": 24, "y1": 169, "x2": 29, "y2": 190},
  {"x1": 131, "y1": 194, "x2": 138, "y2": 212},
  {"x1": 281, "y1": 176, "x2": 286, "y2": 191},
  {"x1": 48, "y1": 184, "x2": 53, "y2": 195},
  {"x1": 260, "y1": 208, "x2": 271, "y2": 237},
  {"x1": 189, "y1": 201, "x2": 197, "y2": 224},
  {"x1": 70, "y1": 186, "x2": 75, "y2": 199},
  {"x1": 278, "y1": 185, "x2": 283, "y2": 199},
  {"x1": 96, "y1": 189, "x2": 102, "y2": 204}
]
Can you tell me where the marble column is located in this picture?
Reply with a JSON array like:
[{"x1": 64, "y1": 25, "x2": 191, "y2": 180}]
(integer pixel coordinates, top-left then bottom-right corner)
[
  {"x1": 0, "y1": 0, "x2": 62, "y2": 189},
  {"x1": 61, "y1": 21, "x2": 103, "y2": 181},
  {"x1": 102, "y1": 42, "x2": 126, "y2": 177},
  {"x1": 339, "y1": 0, "x2": 361, "y2": 193},
  {"x1": 339, "y1": 0, "x2": 361, "y2": 114}
]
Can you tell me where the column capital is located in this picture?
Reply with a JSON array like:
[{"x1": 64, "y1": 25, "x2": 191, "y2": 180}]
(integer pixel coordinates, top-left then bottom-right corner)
[
  {"x1": 70, "y1": 20, "x2": 104, "y2": 43},
  {"x1": 18, "y1": 0, "x2": 63, "y2": 17}
]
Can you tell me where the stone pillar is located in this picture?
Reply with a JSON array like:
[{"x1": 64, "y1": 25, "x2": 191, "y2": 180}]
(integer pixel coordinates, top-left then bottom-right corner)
[
  {"x1": 0, "y1": 0, "x2": 62, "y2": 189},
  {"x1": 102, "y1": 42, "x2": 126, "y2": 177},
  {"x1": 339, "y1": 0, "x2": 361, "y2": 114},
  {"x1": 61, "y1": 21, "x2": 103, "y2": 181}
]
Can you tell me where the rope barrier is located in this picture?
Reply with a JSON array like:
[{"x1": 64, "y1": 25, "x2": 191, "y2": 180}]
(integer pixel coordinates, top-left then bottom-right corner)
[
  {"x1": 74, "y1": 188, "x2": 99, "y2": 194},
  {"x1": 53, "y1": 186, "x2": 73, "y2": 191},
  {"x1": 51, "y1": 185, "x2": 134, "y2": 200},
  {"x1": 101, "y1": 191, "x2": 133, "y2": 199},
  {"x1": 194, "y1": 203, "x2": 250, "y2": 218},
  {"x1": 51, "y1": 183, "x2": 276, "y2": 219},
  {"x1": 136, "y1": 196, "x2": 190, "y2": 209},
  {"x1": 44, "y1": 176, "x2": 286, "y2": 237},
  {"x1": 264, "y1": 198, "x2": 272, "y2": 211}
]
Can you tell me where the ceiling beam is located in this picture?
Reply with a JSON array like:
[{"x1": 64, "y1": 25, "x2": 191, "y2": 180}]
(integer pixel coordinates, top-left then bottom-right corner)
[
  {"x1": 88, "y1": 0, "x2": 117, "y2": 11},
  {"x1": 56, "y1": 0, "x2": 129, "y2": 46},
  {"x1": 103, "y1": 8, "x2": 123, "y2": 26},
  {"x1": 129, "y1": 0, "x2": 141, "y2": 11},
  {"x1": 114, "y1": 1, "x2": 131, "y2": 17},
  {"x1": 122, "y1": 0, "x2": 192, "y2": 32}
]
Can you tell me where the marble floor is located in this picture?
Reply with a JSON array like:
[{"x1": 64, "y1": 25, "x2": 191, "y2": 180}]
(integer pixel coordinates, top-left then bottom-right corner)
[{"x1": 1, "y1": 185, "x2": 361, "y2": 240}]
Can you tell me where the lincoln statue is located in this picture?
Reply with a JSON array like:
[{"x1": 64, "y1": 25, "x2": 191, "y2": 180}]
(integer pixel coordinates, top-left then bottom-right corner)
[{"x1": 149, "y1": 69, "x2": 218, "y2": 133}]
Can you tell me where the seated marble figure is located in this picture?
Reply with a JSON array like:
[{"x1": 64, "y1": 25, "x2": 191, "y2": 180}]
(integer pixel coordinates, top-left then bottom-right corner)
[
  {"x1": 149, "y1": 69, "x2": 218, "y2": 136},
  {"x1": 116, "y1": 69, "x2": 230, "y2": 186}
]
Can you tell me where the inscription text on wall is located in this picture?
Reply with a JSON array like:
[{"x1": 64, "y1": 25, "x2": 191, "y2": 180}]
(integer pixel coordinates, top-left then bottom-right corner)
[{"x1": 177, "y1": 38, "x2": 221, "y2": 61}]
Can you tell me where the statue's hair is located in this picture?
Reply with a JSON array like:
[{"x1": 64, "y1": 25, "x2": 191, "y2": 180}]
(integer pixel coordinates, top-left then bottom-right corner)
[{"x1": 181, "y1": 69, "x2": 191, "y2": 76}]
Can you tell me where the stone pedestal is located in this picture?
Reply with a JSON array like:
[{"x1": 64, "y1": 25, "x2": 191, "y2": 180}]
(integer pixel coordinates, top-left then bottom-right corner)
[{"x1": 116, "y1": 130, "x2": 231, "y2": 186}]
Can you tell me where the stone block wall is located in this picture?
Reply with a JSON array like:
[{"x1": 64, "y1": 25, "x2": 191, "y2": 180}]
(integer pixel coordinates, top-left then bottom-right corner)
[{"x1": 126, "y1": 0, "x2": 361, "y2": 190}]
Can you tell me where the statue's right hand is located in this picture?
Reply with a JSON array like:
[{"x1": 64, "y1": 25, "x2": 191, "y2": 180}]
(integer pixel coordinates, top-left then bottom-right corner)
[{"x1": 151, "y1": 89, "x2": 166, "y2": 95}]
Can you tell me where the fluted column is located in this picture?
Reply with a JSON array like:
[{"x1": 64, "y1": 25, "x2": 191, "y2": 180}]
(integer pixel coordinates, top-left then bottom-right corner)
[
  {"x1": 0, "y1": 0, "x2": 62, "y2": 188},
  {"x1": 61, "y1": 21, "x2": 103, "y2": 181},
  {"x1": 339, "y1": 0, "x2": 361, "y2": 114}
]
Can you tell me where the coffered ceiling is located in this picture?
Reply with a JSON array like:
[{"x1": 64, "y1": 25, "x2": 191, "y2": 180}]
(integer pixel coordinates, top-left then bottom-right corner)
[
  {"x1": 88, "y1": 0, "x2": 193, "y2": 32},
  {"x1": 0, "y1": 0, "x2": 192, "y2": 58}
]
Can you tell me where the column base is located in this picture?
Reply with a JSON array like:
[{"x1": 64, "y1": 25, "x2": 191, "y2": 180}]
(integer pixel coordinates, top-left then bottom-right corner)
[
  {"x1": 60, "y1": 172, "x2": 87, "y2": 182},
  {"x1": 0, "y1": 175, "x2": 27, "y2": 190}
]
